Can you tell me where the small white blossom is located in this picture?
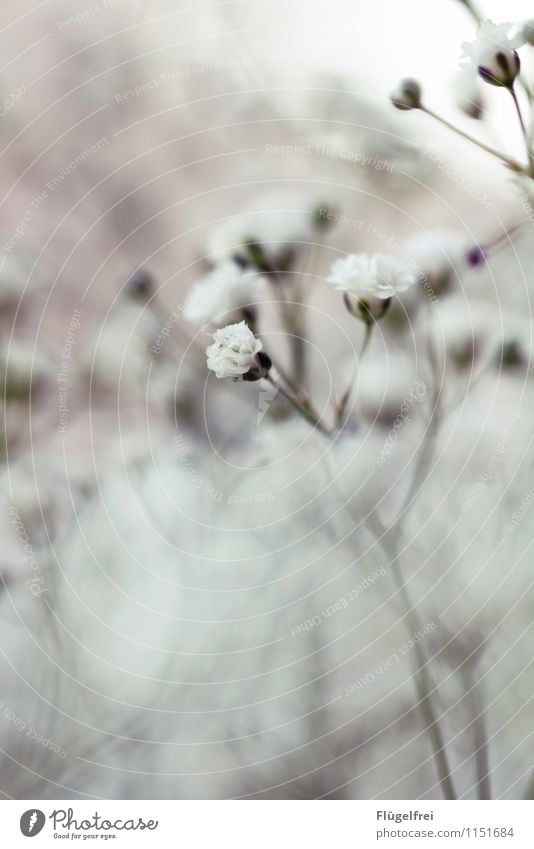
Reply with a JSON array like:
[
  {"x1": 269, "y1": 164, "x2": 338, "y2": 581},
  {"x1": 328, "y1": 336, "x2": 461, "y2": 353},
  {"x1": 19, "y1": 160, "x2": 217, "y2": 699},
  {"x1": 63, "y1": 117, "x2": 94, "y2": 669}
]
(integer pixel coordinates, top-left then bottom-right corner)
[
  {"x1": 206, "y1": 321, "x2": 267, "y2": 380},
  {"x1": 183, "y1": 261, "x2": 263, "y2": 325},
  {"x1": 461, "y1": 21, "x2": 526, "y2": 86},
  {"x1": 328, "y1": 253, "x2": 416, "y2": 301}
]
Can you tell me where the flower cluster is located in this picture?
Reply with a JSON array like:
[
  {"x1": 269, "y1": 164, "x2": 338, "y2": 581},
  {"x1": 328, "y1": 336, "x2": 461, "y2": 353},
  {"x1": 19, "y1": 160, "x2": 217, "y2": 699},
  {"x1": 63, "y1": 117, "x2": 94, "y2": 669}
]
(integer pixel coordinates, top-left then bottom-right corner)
[
  {"x1": 184, "y1": 261, "x2": 264, "y2": 327},
  {"x1": 195, "y1": 15, "x2": 534, "y2": 442}
]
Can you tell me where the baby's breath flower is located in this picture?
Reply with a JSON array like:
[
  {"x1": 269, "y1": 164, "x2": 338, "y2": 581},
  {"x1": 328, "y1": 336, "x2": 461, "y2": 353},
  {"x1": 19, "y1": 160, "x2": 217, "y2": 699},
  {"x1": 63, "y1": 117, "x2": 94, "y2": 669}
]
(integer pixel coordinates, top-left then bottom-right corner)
[
  {"x1": 206, "y1": 321, "x2": 270, "y2": 381},
  {"x1": 405, "y1": 229, "x2": 463, "y2": 294},
  {"x1": 184, "y1": 261, "x2": 263, "y2": 326},
  {"x1": 205, "y1": 189, "x2": 336, "y2": 273},
  {"x1": 328, "y1": 253, "x2": 416, "y2": 323},
  {"x1": 124, "y1": 268, "x2": 155, "y2": 300},
  {"x1": 461, "y1": 21, "x2": 526, "y2": 87}
]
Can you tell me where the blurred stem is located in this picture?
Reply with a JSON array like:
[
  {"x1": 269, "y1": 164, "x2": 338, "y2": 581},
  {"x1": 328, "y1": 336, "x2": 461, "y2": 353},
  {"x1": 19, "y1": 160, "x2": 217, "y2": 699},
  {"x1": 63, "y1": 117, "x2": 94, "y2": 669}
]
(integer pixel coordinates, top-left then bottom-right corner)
[
  {"x1": 457, "y1": 0, "x2": 482, "y2": 23},
  {"x1": 268, "y1": 355, "x2": 301, "y2": 397},
  {"x1": 396, "y1": 333, "x2": 441, "y2": 520},
  {"x1": 336, "y1": 321, "x2": 373, "y2": 428},
  {"x1": 509, "y1": 86, "x2": 534, "y2": 176},
  {"x1": 272, "y1": 273, "x2": 307, "y2": 386},
  {"x1": 267, "y1": 375, "x2": 329, "y2": 434},
  {"x1": 421, "y1": 105, "x2": 524, "y2": 171},
  {"x1": 464, "y1": 667, "x2": 492, "y2": 799},
  {"x1": 372, "y1": 518, "x2": 457, "y2": 800},
  {"x1": 289, "y1": 281, "x2": 306, "y2": 386}
]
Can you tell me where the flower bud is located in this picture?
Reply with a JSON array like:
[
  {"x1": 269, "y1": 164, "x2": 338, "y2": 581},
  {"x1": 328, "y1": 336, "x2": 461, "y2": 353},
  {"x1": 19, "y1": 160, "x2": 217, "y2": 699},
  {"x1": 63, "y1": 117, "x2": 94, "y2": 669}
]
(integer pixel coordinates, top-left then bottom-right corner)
[
  {"x1": 461, "y1": 22, "x2": 526, "y2": 88},
  {"x1": 243, "y1": 351, "x2": 272, "y2": 381},
  {"x1": 390, "y1": 79, "x2": 422, "y2": 111},
  {"x1": 496, "y1": 338, "x2": 524, "y2": 369},
  {"x1": 125, "y1": 269, "x2": 154, "y2": 300},
  {"x1": 343, "y1": 293, "x2": 391, "y2": 325},
  {"x1": 314, "y1": 205, "x2": 337, "y2": 229},
  {"x1": 478, "y1": 51, "x2": 520, "y2": 87},
  {"x1": 465, "y1": 246, "x2": 486, "y2": 268}
]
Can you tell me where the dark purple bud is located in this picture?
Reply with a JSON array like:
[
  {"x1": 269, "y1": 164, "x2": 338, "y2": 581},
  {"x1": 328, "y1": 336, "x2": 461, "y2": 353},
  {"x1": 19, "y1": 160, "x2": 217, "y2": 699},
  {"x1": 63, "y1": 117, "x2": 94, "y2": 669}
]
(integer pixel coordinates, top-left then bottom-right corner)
[
  {"x1": 465, "y1": 246, "x2": 486, "y2": 268},
  {"x1": 243, "y1": 351, "x2": 272, "y2": 381},
  {"x1": 125, "y1": 268, "x2": 154, "y2": 299}
]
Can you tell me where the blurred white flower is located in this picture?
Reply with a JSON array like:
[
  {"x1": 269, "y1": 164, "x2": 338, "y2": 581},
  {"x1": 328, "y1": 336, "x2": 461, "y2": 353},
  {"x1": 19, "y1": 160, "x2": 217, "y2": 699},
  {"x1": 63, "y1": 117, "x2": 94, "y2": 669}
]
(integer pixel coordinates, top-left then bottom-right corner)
[
  {"x1": 431, "y1": 297, "x2": 496, "y2": 370},
  {"x1": 0, "y1": 339, "x2": 53, "y2": 398},
  {"x1": 328, "y1": 254, "x2": 416, "y2": 301},
  {"x1": 461, "y1": 21, "x2": 525, "y2": 86},
  {"x1": 183, "y1": 261, "x2": 263, "y2": 325},
  {"x1": 405, "y1": 229, "x2": 464, "y2": 294},
  {"x1": 205, "y1": 189, "x2": 332, "y2": 272},
  {"x1": 0, "y1": 252, "x2": 32, "y2": 308},
  {"x1": 206, "y1": 320, "x2": 267, "y2": 380},
  {"x1": 83, "y1": 302, "x2": 159, "y2": 394},
  {"x1": 452, "y1": 70, "x2": 484, "y2": 119},
  {"x1": 355, "y1": 355, "x2": 425, "y2": 428}
]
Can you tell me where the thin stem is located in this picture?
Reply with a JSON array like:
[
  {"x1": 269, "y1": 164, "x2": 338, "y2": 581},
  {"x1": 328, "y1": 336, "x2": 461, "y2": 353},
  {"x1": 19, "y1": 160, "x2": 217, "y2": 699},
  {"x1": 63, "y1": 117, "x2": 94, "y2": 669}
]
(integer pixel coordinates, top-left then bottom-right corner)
[
  {"x1": 268, "y1": 354, "x2": 301, "y2": 397},
  {"x1": 395, "y1": 333, "x2": 440, "y2": 522},
  {"x1": 421, "y1": 105, "x2": 524, "y2": 171},
  {"x1": 509, "y1": 86, "x2": 534, "y2": 176},
  {"x1": 288, "y1": 285, "x2": 306, "y2": 386},
  {"x1": 268, "y1": 273, "x2": 307, "y2": 385},
  {"x1": 464, "y1": 668, "x2": 492, "y2": 799},
  {"x1": 372, "y1": 518, "x2": 457, "y2": 800},
  {"x1": 267, "y1": 375, "x2": 330, "y2": 435},
  {"x1": 457, "y1": 0, "x2": 482, "y2": 24},
  {"x1": 336, "y1": 321, "x2": 374, "y2": 428}
]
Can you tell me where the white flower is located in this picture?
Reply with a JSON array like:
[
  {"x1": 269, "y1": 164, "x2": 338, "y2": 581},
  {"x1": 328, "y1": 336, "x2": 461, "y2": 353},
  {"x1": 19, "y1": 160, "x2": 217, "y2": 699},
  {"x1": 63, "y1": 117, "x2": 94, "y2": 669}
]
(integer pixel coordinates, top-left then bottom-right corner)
[
  {"x1": 183, "y1": 261, "x2": 263, "y2": 325},
  {"x1": 327, "y1": 253, "x2": 416, "y2": 301},
  {"x1": 206, "y1": 321, "x2": 267, "y2": 380},
  {"x1": 461, "y1": 21, "x2": 526, "y2": 86}
]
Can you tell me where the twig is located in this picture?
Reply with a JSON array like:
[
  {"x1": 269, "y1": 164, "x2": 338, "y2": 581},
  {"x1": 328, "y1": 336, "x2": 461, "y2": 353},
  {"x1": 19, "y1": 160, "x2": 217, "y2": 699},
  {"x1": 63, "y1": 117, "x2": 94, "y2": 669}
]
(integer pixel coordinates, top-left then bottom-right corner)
[
  {"x1": 267, "y1": 375, "x2": 330, "y2": 434},
  {"x1": 421, "y1": 105, "x2": 524, "y2": 171}
]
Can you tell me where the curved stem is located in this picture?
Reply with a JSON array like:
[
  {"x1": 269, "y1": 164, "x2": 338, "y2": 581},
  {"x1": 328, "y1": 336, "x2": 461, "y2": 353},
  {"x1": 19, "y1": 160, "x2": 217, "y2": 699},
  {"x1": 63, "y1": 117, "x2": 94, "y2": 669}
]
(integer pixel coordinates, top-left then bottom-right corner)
[
  {"x1": 336, "y1": 322, "x2": 374, "y2": 428},
  {"x1": 267, "y1": 375, "x2": 330, "y2": 435},
  {"x1": 371, "y1": 517, "x2": 457, "y2": 800},
  {"x1": 509, "y1": 86, "x2": 534, "y2": 176},
  {"x1": 421, "y1": 105, "x2": 524, "y2": 171}
]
